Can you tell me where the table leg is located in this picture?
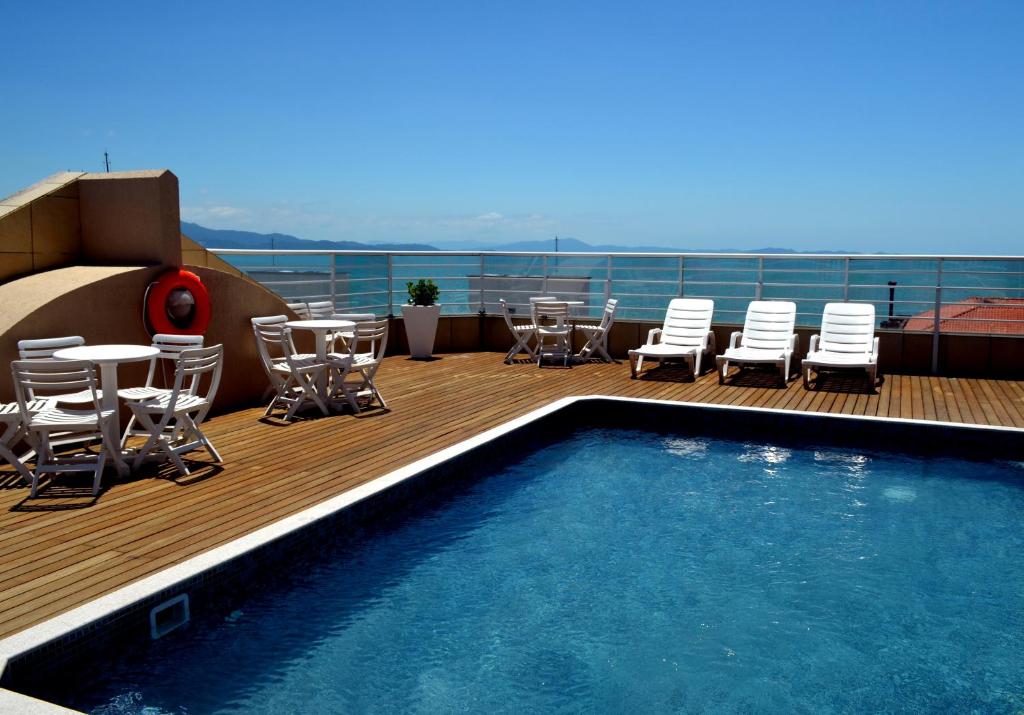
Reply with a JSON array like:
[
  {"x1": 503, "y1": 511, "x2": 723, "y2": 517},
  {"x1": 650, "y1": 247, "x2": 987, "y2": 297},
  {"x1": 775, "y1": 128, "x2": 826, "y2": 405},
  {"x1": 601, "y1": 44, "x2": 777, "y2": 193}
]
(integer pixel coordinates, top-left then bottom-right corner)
[
  {"x1": 315, "y1": 332, "x2": 331, "y2": 414},
  {"x1": 98, "y1": 363, "x2": 130, "y2": 476}
]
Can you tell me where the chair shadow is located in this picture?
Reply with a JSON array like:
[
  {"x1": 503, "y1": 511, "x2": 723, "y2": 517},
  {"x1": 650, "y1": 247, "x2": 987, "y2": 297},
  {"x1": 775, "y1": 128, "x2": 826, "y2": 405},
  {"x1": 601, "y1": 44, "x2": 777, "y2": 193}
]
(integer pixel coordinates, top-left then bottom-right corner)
[
  {"x1": 723, "y1": 367, "x2": 790, "y2": 389},
  {"x1": 635, "y1": 364, "x2": 700, "y2": 382},
  {"x1": 406, "y1": 356, "x2": 443, "y2": 362},
  {"x1": 9, "y1": 475, "x2": 100, "y2": 511},
  {"x1": 810, "y1": 371, "x2": 884, "y2": 395}
]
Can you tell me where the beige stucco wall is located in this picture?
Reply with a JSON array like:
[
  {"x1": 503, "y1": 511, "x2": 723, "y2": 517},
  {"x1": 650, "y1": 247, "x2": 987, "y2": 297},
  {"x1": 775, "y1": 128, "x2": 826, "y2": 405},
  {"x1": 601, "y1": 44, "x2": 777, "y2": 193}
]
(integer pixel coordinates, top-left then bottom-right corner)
[{"x1": 0, "y1": 264, "x2": 294, "y2": 412}]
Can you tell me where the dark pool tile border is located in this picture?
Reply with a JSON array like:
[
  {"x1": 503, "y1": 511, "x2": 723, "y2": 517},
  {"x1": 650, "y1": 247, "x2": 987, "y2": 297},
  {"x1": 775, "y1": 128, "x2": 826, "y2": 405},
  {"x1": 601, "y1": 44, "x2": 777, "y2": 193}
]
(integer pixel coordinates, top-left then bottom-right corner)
[{"x1": 0, "y1": 396, "x2": 1020, "y2": 709}]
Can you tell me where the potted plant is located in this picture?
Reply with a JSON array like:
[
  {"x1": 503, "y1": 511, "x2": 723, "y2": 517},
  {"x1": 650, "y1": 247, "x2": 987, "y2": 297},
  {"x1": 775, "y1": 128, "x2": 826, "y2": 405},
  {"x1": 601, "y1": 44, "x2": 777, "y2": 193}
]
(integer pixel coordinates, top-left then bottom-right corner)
[{"x1": 401, "y1": 279, "x2": 441, "y2": 358}]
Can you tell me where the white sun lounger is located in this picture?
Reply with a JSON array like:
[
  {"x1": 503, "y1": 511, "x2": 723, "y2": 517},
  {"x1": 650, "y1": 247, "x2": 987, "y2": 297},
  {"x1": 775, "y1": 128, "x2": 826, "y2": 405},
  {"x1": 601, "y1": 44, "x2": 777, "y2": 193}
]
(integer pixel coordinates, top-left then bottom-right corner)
[
  {"x1": 802, "y1": 303, "x2": 879, "y2": 390},
  {"x1": 628, "y1": 298, "x2": 715, "y2": 379},
  {"x1": 716, "y1": 301, "x2": 798, "y2": 386}
]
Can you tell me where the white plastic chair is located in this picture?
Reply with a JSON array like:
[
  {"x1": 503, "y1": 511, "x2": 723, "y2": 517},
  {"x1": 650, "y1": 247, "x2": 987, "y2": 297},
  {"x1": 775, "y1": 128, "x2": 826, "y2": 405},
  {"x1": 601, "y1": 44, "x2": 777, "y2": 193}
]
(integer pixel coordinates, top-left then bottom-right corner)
[
  {"x1": 716, "y1": 301, "x2": 798, "y2": 386},
  {"x1": 11, "y1": 359, "x2": 119, "y2": 497},
  {"x1": 533, "y1": 301, "x2": 572, "y2": 367},
  {"x1": 575, "y1": 298, "x2": 618, "y2": 362},
  {"x1": 129, "y1": 344, "x2": 224, "y2": 475},
  {"x1": 499, "y1": 299, "x2": 537, "y2": 363},
  {"x1": 307, "y1": 301, "x2": 335, "y2": 318},
  {"x1": 802, "y1": 303, "x2": 879, "y2": 390},
  {"x1": 251, "y1": 315, "x2": 328, "y2": 420},
  {"x1": 119, "y1": 334, "x2": 205, "y2": 447},
  {"x1": 629, "y1": 298, "x2": 715, "y2": 379},
  {"x1": 17, "y1": 336, "x2": 98, "y2": 404},
  {"x1": 328, "y1": 319, "x2": 389, "y2": 412},
  {"x1": 329, "y1": 312, "x2": 376, "y2": 352},
  {"x1": 286, "y1": 302, "x2": 311, "y2": 319},
  {"x1": 0, "y1": 399, "x2": 53, "y2": 483}
]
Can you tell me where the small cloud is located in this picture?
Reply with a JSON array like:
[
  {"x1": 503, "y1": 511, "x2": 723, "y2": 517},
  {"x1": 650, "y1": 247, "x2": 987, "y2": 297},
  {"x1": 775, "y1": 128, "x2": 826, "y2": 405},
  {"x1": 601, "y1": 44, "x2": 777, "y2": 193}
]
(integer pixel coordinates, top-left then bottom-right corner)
[{"x1": 475, "y1": 211, "x2": 503, "y2": 222}]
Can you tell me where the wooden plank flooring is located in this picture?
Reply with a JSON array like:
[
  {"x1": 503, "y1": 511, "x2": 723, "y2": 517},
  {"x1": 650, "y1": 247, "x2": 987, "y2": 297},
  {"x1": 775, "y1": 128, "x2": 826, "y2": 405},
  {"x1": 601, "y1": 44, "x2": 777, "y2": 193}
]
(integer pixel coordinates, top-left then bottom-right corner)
[{"x1": 0, "y1": 352, "x2": 1022, "y2": 640}]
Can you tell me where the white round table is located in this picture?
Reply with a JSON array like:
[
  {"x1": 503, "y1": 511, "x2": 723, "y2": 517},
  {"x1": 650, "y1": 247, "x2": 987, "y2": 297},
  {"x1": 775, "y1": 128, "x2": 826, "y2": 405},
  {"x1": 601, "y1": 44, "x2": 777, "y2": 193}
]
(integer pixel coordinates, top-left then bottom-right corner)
[
  {"x1": 53, "y1": 344, "x2": 160, "y2": 474},
  {"x1": 286, "y1": 320, "x2": 356, "y2": 407}
]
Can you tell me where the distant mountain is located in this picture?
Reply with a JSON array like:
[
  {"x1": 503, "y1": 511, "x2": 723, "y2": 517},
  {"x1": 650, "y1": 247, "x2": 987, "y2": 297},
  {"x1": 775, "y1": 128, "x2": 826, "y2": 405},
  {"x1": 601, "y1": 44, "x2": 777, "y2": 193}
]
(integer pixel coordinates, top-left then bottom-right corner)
[
  {"x1": 434, "y1": 237, "x2": 856, "y2": 254},
  {"x1": 181, "y1": 222, "x2": 439, "y2": 252}
]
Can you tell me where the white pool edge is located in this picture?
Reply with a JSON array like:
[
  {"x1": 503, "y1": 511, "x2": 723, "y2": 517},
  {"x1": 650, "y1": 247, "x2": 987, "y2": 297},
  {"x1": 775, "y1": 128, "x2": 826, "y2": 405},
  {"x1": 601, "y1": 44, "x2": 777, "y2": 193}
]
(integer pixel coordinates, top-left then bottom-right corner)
[{"x1": 0, "y1": 395, "x2": 1019, "y2": 712}]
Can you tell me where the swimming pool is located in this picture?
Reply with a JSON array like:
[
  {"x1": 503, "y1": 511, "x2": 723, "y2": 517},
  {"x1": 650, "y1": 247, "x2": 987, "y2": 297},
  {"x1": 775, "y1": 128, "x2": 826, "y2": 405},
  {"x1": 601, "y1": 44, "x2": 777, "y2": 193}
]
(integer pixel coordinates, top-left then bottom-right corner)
[{"x1": 47, "y1": 422, "x2": 1024, "y2": 713}]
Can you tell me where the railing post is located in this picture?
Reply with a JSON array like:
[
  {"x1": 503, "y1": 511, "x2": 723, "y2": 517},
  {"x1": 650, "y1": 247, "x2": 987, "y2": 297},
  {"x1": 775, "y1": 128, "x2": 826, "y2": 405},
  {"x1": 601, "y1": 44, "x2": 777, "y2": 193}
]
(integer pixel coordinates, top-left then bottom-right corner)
[
  {"x1": 542, "y1": 255, "x2": 549, "y2": 295},
  {"x1": 931, "y1": 258, "x2": 943, "y2": 375},
  {"x1": 329, "y1": 253, "x2": 337, "y2": 310},
  {"x1": 386, "y1": 253, "x2": 394, "y2": 317},
  {"x1": 604, "y1": 254, "x2": 612, "y2": 307},
  {"x1": 478, "y1": 253, "x2": 486, "y2": 314},
  {"x1": 843, "y1": 257, "x2": 850, "y2": 302},
  {"x1": 756, "y1": 257, "x2": 764, "y2": 300},
  {"x1": 678, "y1": 255, "x2": 685, "y2": 296}
]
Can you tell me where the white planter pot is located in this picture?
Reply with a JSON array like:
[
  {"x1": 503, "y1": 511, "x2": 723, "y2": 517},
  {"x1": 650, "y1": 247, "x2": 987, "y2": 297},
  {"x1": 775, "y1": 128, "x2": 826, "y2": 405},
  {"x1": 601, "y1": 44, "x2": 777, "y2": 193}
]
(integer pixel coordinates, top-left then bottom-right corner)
[{"x1": 401, "y1": 304, "x2": 441, "y2": 358}]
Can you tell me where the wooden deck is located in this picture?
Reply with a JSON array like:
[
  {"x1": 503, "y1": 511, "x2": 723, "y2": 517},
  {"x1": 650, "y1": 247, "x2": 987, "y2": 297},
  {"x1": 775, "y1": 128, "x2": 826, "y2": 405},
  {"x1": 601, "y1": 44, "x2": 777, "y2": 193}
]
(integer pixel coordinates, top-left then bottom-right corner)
[{"x1": 1, "y1": 352, "x2": 1023, "y2": 641}]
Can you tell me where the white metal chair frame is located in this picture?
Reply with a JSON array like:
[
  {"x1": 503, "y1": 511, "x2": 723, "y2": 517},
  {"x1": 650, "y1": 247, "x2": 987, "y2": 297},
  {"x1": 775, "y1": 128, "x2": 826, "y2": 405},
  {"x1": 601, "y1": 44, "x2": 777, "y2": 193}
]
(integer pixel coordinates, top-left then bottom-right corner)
[
  {"x1": 119, "y1": 334, "x2": 205, "y2": 447},
  {"x1": 499, "y1": 299, "x2": 537, "y2": 363},
  {"x1": 802, "y1": 303, "x2": 879, "y2": 390},
  {"x1": 575, "y1": 298, "x2": 618, "y2": 362},
  {"x1": 129, "y1": 344, "x2": 224, "y2": 475},
  {"x1": 11, "y1": 359, "x2": 119, "y2": 497},
  {"x1": 328, "y1": 319, "x2": 389, "y2": 413},
  {"x1": 533, "y1": 301, "x2": 573, "y2": 367},
  {"x1": 629, "y1": 298, "x2": 716, "y2": 379},
  {"x1": 716, "y1": 301, "x2": 798, "y2": 386},
  {"x1": 252, "y1": 315, "x2": 328, "y2": 420},
  {"x1": 17, "y1": 336, "x2": 98, "y2": 404},
  {"x1": 306, "y1": 301, "x2": 335, "y2": 318}
]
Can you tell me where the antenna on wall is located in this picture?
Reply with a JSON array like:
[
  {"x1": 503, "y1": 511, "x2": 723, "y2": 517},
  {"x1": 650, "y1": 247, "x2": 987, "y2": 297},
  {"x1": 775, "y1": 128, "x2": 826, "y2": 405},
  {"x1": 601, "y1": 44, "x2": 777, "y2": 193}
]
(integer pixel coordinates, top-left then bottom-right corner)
[{"x1": 103, "y1": 151, "x2": 111, "y2": 172}]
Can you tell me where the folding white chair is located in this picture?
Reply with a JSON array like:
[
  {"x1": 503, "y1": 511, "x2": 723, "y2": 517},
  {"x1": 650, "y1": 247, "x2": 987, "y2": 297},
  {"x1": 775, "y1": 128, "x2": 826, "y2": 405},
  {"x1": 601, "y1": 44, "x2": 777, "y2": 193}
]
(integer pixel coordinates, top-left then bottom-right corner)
[
  {"x1": 716, "y1": 301, "x2": 798, "y2": 386},
  {"x1": 11, "y1": 359, "x2": 119, "y2": 497},
  {"x1": 328, "y1": 319, "x2": 389, "y2": 412},
  {"x1": 0, "y1": 400, "x2": 53, "y2": 483},
  {"x1": 286, "y1": 302, "x2": 311, "y2": 318},
  {"x1": 251, "y1": 315, "x2": 329, "y2": 420},
  {"x1": 119, "y1": 334, "x2": 205, "y2": 447},
  {"x1": 629, "y1": 299, "x2": 716, "y2": 379},
  {"x1": 575, "y1": 298, "x2": 618, "y2": 362},
  {"x1": 17, "y1": 336, "x2": 98, "y2": 404},
  {"x1": 499, "y1": 299, "x2": 537, "y2": 363},
  {"x1": 129, "y1": 345, "x2": 224, "y2": 475},
  {"x1": 307, "y1": 301, "x2": 335, "y2": 318},
  {"x1": 533, "y1": 301, "x2": 572, "y2": 367},
  {"x1": 329, "y1": 312, "x2": 376, "y2": 352},
  {"x1": 802, "y1": 303, "x2": 879, "y2": 390}
]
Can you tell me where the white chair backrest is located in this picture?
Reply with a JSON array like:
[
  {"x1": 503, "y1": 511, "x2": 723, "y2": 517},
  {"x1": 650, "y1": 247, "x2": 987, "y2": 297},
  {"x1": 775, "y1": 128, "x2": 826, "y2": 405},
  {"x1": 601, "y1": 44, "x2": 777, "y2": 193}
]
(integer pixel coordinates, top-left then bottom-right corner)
[
  {"x1": 819, "y1": 303, "x2": 876, "y2": 355},
  {"x1": 307, "y1": 301, "x2": 334, "y2": 318},
  {"x1": 11, "y1": 359, "x2": 100, "y2": 415},
  {"x1": 286, "y1": 302, "x2": 310, "y2": 318},
  {"x1": 498, "y1": 299, "x2": 522, "y2": 331},
  {"x1": 17, "y1": 336, "x2": 85, "y2": 360},
  {"x1": 740, "y1": 301, "x2": 797, "y2": 351},
  {"x1": 349, "y1": 319, "x2": 389, "y2": 363},
  {"x1": 171, "y1": 344, "x2": 224, "y2": 407},
  {"x1": 660, "y1": 299, "x2": 714, "y2": 348},
  {"x1": 597, "y1": 298, "x2": 618, "y2": 329},
  {"x1": 532, "y1": 301, "x2": 570, "y2": 324},
  {"x1": 251, "y1": 315, "x2": 291, "y2": 368},
  {"x1": 529, "y1": 296, "x2": 558, "y2": 302},
  {"x1": 142, "y1": 334, "x2": 205, "y2": 394}
]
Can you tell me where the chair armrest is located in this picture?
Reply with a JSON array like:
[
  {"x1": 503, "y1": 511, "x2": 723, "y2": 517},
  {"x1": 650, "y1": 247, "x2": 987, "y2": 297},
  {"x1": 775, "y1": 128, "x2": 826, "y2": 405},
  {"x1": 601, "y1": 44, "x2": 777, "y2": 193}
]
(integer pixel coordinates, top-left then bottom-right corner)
[
  {"x1": 701, "y1": 330, "x2": 716, "y2": 353},
  {"x1": 809, "y1": 334, "x2": 820, "y2": 353},
  {"x1": 729, "y1": 331, "x2": 742, "y2": 349},
  {"x1": 872, "y1": 336, "x2": 879, "y2": 361},
  {"x1": 646, "y1": 328, "x2": 662, "y2": 345},
  {"x1": 789, "y1": 333, "x2": 799, "y2": 353}
]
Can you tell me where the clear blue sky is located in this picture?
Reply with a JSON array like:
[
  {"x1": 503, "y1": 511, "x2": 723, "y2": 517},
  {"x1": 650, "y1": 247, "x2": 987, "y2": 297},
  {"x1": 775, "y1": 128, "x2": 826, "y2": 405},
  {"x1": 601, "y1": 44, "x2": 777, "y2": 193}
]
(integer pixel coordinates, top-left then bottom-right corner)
[{"x1": 4, "y1": 1, "x2": 1022, "y2": 252}]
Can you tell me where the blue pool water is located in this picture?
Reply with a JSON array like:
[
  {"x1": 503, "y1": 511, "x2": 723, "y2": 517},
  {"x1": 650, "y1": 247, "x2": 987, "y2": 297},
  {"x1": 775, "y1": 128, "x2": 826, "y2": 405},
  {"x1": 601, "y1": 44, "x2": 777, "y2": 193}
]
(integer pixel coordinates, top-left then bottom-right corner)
[{"x1": 73, "y1": 428, "x2": 1023, "y2": 714}]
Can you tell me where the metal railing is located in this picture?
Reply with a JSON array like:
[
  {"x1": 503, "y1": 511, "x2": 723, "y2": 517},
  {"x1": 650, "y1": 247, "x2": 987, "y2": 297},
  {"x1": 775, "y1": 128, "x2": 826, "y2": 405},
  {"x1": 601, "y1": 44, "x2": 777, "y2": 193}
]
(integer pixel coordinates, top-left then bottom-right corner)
[{"x1": 213, "y1": 249, "x2": 1024, "y2": 371}]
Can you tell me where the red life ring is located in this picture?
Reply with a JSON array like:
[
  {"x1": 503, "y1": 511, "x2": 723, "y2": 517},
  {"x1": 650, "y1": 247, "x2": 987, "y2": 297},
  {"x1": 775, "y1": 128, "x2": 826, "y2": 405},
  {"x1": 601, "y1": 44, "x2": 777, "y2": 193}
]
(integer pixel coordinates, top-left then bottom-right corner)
[{"x1": 145, "y1": 269, "x2": 212, "y2": 335}]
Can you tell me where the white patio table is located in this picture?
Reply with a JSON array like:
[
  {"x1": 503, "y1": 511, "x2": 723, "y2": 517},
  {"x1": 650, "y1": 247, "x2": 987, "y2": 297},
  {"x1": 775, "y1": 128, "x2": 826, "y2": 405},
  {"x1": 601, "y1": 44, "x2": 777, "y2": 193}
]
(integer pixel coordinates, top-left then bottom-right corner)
[
  {"x1": 285, "y1": 319, "x2": 355, "y2": 405},
  {"x1": 53, "y1": 343, "x2": 160, "y2": 474}
]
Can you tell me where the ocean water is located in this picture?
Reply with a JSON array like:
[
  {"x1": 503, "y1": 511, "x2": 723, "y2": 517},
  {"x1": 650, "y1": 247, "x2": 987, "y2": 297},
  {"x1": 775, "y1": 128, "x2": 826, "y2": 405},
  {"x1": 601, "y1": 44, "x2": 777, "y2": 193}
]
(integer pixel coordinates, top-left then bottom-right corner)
[
  {"x1": 64, "y1": 428, "x2": 1024, "y2": 714},
  {"x1": 226, "y1": 254, "x2": 1024, "y2": 326}
]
